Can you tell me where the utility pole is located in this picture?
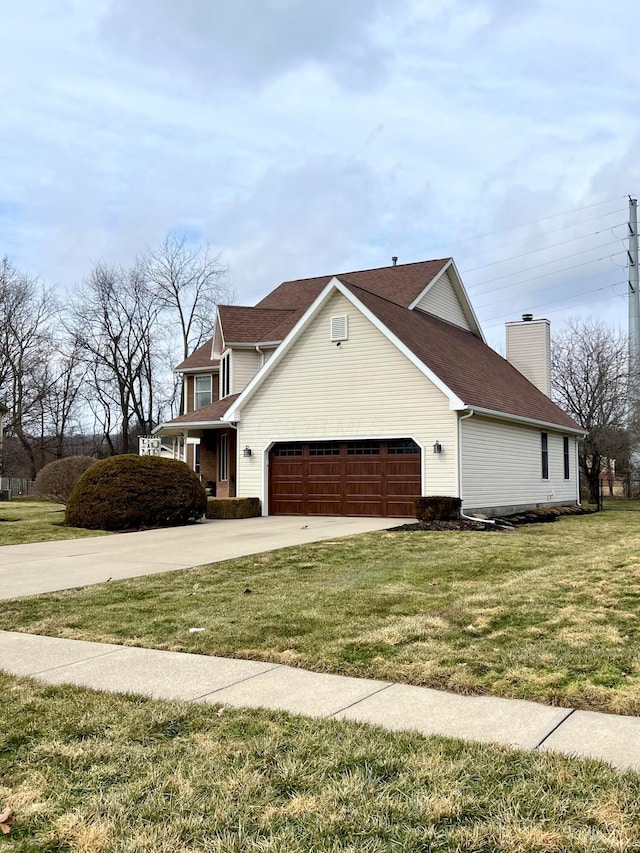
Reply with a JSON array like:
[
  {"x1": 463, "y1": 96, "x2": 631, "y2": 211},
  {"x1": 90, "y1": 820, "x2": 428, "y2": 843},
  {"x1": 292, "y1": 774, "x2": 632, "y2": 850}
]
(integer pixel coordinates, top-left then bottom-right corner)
[
  {"x1": 629, "y1": 197, "x2": 639, "y2": 381},
  {"x1": 628, "y1": 196, "x2": 640, "y2": 485}
]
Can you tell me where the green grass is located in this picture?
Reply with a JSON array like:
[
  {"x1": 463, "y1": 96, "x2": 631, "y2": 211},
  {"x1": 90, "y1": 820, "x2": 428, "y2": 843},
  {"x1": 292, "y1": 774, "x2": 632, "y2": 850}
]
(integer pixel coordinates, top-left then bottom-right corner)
[
  {"x1": 2, "y1": 672, "x2": 640, "y2": 852},
  {"x1": 0, "y1": 500, "x2": 111, "y2": 545},
  {"x1": 2, "y1": 512, "x2": 640, "y2": 714}
]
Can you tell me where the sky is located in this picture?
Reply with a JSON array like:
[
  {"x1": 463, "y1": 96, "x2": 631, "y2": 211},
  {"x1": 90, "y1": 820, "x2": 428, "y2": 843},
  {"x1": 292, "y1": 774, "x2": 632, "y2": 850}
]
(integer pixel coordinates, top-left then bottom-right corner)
[{"x1": 1, "y1": 0, "x2": 639, "y2": 351}]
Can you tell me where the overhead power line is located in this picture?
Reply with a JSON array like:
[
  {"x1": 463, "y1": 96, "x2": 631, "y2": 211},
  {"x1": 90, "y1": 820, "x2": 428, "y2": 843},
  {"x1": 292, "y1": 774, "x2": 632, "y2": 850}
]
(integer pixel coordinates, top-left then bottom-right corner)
[
  {"x1": 480, "y1": 280, "x2": 627, "y2": 326},
  {"x1": 421, "y1": 195, "x2": 629, "y2": 258},
  {"x1": 475, "y1": 266, "x2": 625, "y2": 311},
  {"x1": 472, "y1": 249, "x2": 627, "y2": 299},
  {"x1": 461, "y1": 223, "x2": 627, "y2": 276}
]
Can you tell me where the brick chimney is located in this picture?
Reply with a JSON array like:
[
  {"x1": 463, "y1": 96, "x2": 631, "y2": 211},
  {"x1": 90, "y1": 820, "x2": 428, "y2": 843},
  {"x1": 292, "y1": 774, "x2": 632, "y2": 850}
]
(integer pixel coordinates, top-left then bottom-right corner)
[{"x1": 505, "y1": 314, "x2": 551, "y2": 397}]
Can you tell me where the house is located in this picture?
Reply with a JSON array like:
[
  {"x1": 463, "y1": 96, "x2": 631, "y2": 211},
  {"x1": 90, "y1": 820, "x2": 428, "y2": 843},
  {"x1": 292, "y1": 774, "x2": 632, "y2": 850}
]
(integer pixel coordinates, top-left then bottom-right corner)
[{"x1": 154, "y1": 258, "x2": 584, "y2": 518}]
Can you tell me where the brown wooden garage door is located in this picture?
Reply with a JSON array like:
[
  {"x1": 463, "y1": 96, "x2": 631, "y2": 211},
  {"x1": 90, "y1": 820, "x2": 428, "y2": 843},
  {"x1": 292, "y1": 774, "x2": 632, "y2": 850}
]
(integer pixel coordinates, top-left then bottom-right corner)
[{"x1": 269, "y1": 439, "x2": 421, "y2": 517}]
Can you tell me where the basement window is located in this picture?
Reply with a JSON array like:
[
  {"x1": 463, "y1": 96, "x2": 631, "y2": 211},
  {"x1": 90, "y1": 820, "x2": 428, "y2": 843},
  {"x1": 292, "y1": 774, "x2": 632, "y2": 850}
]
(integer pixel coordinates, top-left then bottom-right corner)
[
  {"x1": 330, "y1": 315, "x2": 348, "y2": 342},
  {"x1": 541, "y1": 432, "x2": 549, "y2": 480}
]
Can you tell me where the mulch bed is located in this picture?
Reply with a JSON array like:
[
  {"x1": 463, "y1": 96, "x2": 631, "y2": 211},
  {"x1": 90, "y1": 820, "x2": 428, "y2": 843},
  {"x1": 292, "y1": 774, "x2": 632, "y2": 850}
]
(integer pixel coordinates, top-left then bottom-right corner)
[{"x1": 391, "y1": 505, "x2": 594, "y2": 532}]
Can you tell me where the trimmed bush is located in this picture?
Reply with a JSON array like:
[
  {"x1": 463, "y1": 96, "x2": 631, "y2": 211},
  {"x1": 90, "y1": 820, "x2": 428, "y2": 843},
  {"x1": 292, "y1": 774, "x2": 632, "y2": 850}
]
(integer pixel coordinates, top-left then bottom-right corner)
[
  {"x1": 34, "y1": 456, "x2": 98, "y2": 504},
  {"x1": 205, "y1": 497, "x2": 261, "y2": 519},
  {"x1": 66, "y1": 455, "x2": 207, "y2": 531},
  {"x1": 415, "y1": 495, "x2": 462, "y2": 522}
]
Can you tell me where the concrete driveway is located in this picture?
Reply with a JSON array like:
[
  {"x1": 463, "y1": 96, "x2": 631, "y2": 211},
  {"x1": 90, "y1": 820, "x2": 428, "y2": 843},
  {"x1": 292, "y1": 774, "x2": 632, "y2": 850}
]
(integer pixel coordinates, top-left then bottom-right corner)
[{"x1": 0, "y1": 516, "x2": 394, "y2": 600}]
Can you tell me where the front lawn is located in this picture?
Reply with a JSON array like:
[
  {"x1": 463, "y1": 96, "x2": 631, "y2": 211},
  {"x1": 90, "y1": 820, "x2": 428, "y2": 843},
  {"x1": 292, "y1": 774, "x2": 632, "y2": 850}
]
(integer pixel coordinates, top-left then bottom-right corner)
[
  {"x1": 0, "y1": 500, "x2": 110, "y2": 546},
  {"x1": 2, "y1": 512, "x2": 639, "y2": 714},
  {"x1": 2, "y1": 673, "x2": 639, "y2": 851}
]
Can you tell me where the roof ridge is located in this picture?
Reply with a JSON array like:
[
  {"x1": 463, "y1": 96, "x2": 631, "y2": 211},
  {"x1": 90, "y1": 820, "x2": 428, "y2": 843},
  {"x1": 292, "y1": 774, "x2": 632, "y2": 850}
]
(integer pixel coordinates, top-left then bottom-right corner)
[
  {"x1": 220, "y1": 305, "x2": 293, "y2": 313},
  {"x1": 281, "y1": 258, "x2": 450, "y2": 286}
]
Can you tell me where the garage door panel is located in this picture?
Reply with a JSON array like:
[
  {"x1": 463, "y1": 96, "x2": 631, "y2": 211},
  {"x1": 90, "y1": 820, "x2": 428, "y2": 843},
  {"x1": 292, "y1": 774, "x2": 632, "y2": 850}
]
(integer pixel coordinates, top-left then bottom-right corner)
[
  {"x1": 308, "y1": 481, "x2": 342, "y2": 496},
  {"x1": 308, "y1": 460, "x2": 342, "y2": 476},
  {"x1": 269, "y1": 441, "x2": 422, "y2": 517}
]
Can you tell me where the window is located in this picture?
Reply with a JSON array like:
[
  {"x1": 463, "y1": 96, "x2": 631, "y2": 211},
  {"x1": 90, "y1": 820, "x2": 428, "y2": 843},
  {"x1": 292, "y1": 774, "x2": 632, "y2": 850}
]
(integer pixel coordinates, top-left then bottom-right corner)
[
  {"x1": 194, "y1": 375, "x2": 212, "y2": 410},
  {"x1": 347, "y1": 441, "x2": 380, "y2": 455},
  {"x1": 387, "y1": 439, "x2": 420, "y2": 455},
  {"x1": 218, "y1": 433, "x2": 228, "y2": 481},
  {"x1": 563, "y1": 436, "x2": 570, "y2": 480},
  {"x1": 220, "y1": 352, "x2": 231, "y2": 398},
  {"x1": 194, "y1": 442, "x2": 201, "y2": 476},
  {"x1": 272, "y1": 443, "x2": 302, "y2": 457},
  {"x1": 308, "y1": 442, "x2": 340, "y2": 456},
  {"x1": 541, "y1": 432, "x2": 549, "y2": 479}
]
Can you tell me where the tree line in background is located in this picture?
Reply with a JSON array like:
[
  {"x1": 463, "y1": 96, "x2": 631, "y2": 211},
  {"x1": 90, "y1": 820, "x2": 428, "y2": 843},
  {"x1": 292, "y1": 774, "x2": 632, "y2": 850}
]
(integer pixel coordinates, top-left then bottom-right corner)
[{"x1": 0, "y1": 236, "x2": 233, "y2": 479}]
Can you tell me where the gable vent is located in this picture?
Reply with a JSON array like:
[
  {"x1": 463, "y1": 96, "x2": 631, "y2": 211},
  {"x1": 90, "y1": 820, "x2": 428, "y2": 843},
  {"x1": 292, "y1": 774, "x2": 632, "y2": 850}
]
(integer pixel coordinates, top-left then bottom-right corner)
[{"x1": 330, "y1": 315, "x2": 348, "y2": 342}]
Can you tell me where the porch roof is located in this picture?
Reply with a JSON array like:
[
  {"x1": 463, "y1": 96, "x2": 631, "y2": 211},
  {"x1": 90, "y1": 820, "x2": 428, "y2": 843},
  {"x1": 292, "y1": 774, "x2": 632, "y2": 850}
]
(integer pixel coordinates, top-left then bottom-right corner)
[{"x1": 153, "y1": 394, "x2": 240, "y2": 434}]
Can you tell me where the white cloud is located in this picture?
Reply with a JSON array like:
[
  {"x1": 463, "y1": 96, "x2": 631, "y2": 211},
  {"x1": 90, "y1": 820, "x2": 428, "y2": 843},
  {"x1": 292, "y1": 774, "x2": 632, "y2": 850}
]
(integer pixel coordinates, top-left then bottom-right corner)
[{"x1": 0, "y1": 0, "x2": 638, "y2": 346}]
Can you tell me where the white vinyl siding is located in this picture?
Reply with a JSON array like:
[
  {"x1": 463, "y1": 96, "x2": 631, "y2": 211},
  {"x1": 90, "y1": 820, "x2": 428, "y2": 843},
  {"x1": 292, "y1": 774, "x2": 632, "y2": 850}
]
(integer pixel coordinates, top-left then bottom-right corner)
[
  {"x1": 461, "y1": 416, "x2": 578, "y2": 511},
  {"x1": 505, "y1": 320, "x2": 551, "y2": 397},
  {"x1": 415, "y1": 271, "x2": 472, "y2": 330},
  {"x1": 232, "y1": 349, "x2": 262, "y2": 394},
  {"x1": 236, "y1": 291, "x2": 459, "y2": 507}
]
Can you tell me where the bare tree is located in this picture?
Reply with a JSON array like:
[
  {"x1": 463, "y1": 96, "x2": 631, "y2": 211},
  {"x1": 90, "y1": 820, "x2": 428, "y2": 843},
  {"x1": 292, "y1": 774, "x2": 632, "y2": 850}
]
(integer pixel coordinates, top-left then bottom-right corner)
[
  {"x1": 0, "y1": 258, "x2": 58, "y2": 477},
  {"x1": 552, "y1": 318, "x2": 628, "y2": 503},
  {"x1": 142, "y1": 233, "x2": 233, "y2": 362},
  {"x1": 70, "y1": 262, "x2": 163, "y2": 454}
]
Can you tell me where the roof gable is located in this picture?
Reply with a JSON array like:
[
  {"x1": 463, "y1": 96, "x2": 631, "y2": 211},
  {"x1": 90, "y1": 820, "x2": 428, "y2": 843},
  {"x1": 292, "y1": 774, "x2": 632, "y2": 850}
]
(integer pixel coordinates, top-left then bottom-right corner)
[
  {"x1": 176, "y1": 338, "x2": 217, "y2": 371},
  {"x1": 408, "y1": 259, "x2": 484, "y2": 340}
]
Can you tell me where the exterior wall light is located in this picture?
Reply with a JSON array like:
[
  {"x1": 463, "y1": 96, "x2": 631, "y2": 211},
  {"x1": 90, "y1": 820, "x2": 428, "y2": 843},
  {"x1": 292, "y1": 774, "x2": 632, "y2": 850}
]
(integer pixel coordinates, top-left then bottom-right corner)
[
  {"x1": 243, "y1": 446, "x2": 252, "y2": 458},
  {"x1": 433, "y1": 441, "x2": 442, "y2": 454}
]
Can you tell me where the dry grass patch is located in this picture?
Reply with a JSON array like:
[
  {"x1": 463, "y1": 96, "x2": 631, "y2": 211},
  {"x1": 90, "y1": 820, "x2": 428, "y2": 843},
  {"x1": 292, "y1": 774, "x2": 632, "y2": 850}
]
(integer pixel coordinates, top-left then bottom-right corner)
[
  {"x1": 3, "y1": 512, "x2": 640, "y2": 712},
  {"x1": 0, "y1": 500, "x2": 111, "y2": 545},
  {"x1": 2, "y1": 673, "x2": 640, "y2": 851}
]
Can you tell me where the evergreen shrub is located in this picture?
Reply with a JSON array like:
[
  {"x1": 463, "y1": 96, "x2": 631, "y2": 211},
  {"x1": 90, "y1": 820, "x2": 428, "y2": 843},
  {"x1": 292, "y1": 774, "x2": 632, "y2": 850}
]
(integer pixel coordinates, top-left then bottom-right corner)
[
  {"x1": 66, "y1": 455, "x2": 206, "y2": 531},
  {"x1": 205, "y1": 497, "x2": 261, "y2": 519},
  {"x1": 34, "y1": 456, "x2": 98, "y2": 504},
  {"x1": 415, "y1": 496, "x2": 462, "y2": 521}
]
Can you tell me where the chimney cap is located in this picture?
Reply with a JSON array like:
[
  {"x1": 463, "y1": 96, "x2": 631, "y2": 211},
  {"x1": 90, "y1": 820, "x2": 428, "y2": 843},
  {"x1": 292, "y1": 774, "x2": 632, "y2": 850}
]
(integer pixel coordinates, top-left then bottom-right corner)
[{"x1": 522, "y1": 313, "x2": 533, "y2": 322}]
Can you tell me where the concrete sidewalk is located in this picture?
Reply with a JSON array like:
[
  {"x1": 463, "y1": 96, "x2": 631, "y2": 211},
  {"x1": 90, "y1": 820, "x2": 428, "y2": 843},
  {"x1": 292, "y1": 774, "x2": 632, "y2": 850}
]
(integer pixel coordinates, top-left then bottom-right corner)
[
  {"x1": 0, "y1": 515, "x2": 393, "y2": 599},
  {"x1": 2, "y1": 630, "x2": 639, "y2": 774}
]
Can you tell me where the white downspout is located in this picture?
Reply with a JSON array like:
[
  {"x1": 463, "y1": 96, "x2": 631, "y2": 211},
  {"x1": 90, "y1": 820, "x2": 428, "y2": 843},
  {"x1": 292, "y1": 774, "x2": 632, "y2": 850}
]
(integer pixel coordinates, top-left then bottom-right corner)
[
  {"x1": 457, "y1": 409, "x2": 496, "y2": 526},
  {"x1": 255, "y1": 345, "x2": 265, "y2": 367}
]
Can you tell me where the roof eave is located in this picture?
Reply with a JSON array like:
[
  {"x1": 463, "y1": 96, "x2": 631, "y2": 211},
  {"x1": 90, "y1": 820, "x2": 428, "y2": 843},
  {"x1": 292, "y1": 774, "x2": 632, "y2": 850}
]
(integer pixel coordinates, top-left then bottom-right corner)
[
  {"x1": 153, "y1": 418, "x2": 231, "y2": 435},
  {"x1": 176, "y1": 365, "x2": 220, "y2": 375},
  {"x1": 463, "y1": 406, "x2": 586, "y2": 436},
  {"x1": 224, "y1": 340, "x2": 283, "y2": 348}
]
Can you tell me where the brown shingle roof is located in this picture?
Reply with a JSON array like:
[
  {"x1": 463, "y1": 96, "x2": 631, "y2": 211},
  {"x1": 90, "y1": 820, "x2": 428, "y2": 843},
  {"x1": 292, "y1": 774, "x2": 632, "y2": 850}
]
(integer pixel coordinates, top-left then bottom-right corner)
[
  {"x1": 218, "y1": 306, "x2": 294, "y2": 344},
  {"x1": 345, "y1": 283, "x2": 579, "y2": 430},
  {"x1": 176, "y1": 339, "x2": 217, "y2": 371},
  {"x1": 163, "y1": 394, "x2": 240, "y2": 426},
  {"x1": 257, "y1": 259, "x2": 450, "y2": 312}
]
